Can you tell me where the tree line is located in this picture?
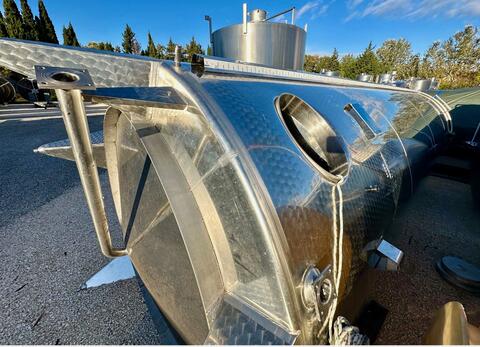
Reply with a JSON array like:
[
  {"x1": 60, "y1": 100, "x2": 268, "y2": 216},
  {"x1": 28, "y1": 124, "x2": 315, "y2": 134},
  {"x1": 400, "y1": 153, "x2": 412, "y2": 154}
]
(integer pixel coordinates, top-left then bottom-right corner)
[
  {"x1": 1, "y1": 0, "x2": 478, "y2": 88},
  {"x1": 0, "y1": 0, "x2": 57, "y2": 43},
  {"x1": 304, "y1": 25, "x2": 480, "y2": 89},
  {"x1": 0, "y1": 0, "x2": 204, "y2": 60}
]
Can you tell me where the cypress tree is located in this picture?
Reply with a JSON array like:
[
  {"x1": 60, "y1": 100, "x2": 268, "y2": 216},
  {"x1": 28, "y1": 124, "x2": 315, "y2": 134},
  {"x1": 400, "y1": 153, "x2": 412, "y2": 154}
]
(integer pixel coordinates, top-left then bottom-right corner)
[
  {"x1": 122, "y1": 24, "x2": 140, "y2": 54},
  {"x1": 69, "y1": 23, "x2": 79, "y2": 46},
  {"x1": 3, "y1": 0, "x2": 25, "y2": 39},
  {"x1": 0, "y1": 10, "x2": 8, "y2": 37},
  {"x1": 63, "y1": 22, "x2": 79, "y2": 46},
  {"x1": 122, "y1": 24, "x2": 134, "y2": 53},
  {"x1": 146, "y1": 32, "x2": 157, "y2": 57},
  {"x1": 62, "y1": 24, "x2": 70, "y2": 45},
  {"x1": 20, "y1": 0, "x2": 37, "y2": 40},
  {"x1": 38, "y1": 0, "x2": 58, "y2": 43}
]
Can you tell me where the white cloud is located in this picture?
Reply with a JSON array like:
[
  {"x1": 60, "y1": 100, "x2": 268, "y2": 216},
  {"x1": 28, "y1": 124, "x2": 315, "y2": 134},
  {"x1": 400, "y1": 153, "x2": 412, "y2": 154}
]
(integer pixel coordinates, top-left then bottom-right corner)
[
  {"x1": 297, "y1": 0, "x2": 332, "y2": 20},
  {"x1": 271, "y1": 14, "x2": 287, "y2": 23},
  {"x1": 347, "y1": 0, "x2": 364, "y2": 9},
  {"x1": 344, "y1": 0, "x2": 480, "y2": 21}
]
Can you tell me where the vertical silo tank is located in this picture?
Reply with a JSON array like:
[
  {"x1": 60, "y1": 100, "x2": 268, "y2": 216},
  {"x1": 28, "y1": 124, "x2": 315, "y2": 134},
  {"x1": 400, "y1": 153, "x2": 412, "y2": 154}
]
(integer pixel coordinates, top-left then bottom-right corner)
[{"x1": 211, "y1": 4, "x2": 307, "y2": 70}]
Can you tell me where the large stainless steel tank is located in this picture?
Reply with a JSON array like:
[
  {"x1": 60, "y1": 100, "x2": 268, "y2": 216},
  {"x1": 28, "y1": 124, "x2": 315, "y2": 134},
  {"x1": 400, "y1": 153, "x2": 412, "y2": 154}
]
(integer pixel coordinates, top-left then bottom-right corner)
[
  {"x1": 0, "y1": 38, "x2": 452, "y2": 345},
  {"x1": 211, "y1": 6, "x2": 306, "y2": 70}
]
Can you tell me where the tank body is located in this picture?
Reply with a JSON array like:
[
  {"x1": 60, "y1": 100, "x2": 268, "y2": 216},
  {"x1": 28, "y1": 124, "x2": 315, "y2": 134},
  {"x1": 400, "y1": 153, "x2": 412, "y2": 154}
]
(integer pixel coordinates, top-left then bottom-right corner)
[
  {"x1": 212, "y1": 22, "x2": 306, "y2": 70},
  {"x1": 0, "y1": 39, "x2": 452, "y2": 345}
]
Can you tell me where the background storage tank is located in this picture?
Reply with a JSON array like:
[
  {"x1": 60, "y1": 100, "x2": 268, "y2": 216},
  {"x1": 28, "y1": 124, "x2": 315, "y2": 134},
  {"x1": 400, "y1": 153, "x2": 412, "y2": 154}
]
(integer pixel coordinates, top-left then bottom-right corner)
[{"x1": 210, "y1": 4, "x2": 307, "y2": 70}]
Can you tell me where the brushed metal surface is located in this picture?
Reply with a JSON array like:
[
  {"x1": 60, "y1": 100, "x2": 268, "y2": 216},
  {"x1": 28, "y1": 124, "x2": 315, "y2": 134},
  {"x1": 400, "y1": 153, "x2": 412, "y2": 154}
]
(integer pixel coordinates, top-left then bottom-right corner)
[{"x1": 212, "y1": 22, "x2": 306, "y2": 70}]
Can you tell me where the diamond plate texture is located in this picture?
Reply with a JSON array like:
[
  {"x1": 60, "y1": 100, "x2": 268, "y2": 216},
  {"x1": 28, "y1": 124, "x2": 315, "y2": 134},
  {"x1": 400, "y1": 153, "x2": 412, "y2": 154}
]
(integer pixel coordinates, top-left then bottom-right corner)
[
  {"x1": 39, "y1": 130, "x2": 104, "y2": 148},
  {"x1": 0, "y1": 38, "x2": 155, "y2": 87},
  {"x1": 206, "y1": 300, "x2": 292, "y2": 345}
]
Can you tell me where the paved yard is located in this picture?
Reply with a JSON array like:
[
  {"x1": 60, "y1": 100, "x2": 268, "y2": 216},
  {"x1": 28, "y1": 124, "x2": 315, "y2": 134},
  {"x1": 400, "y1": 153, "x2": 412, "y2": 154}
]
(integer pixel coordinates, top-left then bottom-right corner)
[{"x1": 0, "y1": 104, "x2": 162, "y2": 344}]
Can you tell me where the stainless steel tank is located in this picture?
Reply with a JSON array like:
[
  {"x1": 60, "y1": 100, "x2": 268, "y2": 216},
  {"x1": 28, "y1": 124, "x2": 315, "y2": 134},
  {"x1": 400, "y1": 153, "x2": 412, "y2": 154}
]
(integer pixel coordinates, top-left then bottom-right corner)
[
  {"x1": 321, "y1": 70, "x2": 340, "y2": 77},
  {"x1": 211, "y1": 6, "x2": 306, "y2": 70},
  {"x1": 379, "y1": 73, "x2": 393, "y2": 84},
  {"x1": 357, "y1": 73, "x2": 373, "y2": 82},
  {"x1": 410, "y1": 78, "x2": 436, "y2": 92},
  {"x1": 0, "y1": 38, "x2": 452, "y2": 345}
]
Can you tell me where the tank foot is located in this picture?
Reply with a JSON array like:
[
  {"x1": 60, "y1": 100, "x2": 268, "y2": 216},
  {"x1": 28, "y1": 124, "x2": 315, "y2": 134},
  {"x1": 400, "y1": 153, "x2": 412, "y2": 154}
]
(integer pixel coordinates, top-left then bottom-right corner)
[{"x1": 81, "y1": 256, "x2": 136, "y2": 290}]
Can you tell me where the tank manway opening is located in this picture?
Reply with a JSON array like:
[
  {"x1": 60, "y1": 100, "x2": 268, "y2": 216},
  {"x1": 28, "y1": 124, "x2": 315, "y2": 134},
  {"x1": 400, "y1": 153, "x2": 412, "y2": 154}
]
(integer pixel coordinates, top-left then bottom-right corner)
[{"x1": 276, "y1": 94, "x2": 349, "y2": 180}]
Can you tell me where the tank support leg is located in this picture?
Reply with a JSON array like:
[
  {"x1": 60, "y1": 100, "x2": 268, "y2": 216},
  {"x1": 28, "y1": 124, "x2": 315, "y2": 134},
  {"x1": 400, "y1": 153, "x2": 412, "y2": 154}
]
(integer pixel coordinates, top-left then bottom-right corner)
[{"x1": 35, "y1": 65, "x2": 128, "y2": 258}]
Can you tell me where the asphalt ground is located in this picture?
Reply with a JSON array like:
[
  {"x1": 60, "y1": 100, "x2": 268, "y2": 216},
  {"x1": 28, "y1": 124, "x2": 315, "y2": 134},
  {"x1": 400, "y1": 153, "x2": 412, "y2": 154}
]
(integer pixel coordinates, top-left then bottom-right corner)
[
  {"x1": 0, "y1": 104, "x2": 162, "y2": 344},
  {"x1": 374, "y1": 175, "x2": 480, "y2": 344}
]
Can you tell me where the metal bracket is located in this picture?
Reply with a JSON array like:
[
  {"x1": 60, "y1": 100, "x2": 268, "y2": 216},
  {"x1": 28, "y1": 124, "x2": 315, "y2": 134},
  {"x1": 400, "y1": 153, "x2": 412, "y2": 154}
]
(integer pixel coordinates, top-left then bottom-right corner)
[
  {"x1": 362, "y1": 239, "x2": 404, "y2": 271},
  {"x1": 35, "y1": 65, "x2": 96, "y2": 90}
]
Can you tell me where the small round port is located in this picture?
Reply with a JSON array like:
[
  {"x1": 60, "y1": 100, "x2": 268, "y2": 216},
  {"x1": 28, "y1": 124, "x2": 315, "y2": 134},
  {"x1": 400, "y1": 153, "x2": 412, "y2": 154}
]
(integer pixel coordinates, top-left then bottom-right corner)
[
  {"x1": 318, "y1": 279, "x2": 333, "y2": 304},
  {"x1": 50, "y1": 72, "x2": 80, "y2": 83}
]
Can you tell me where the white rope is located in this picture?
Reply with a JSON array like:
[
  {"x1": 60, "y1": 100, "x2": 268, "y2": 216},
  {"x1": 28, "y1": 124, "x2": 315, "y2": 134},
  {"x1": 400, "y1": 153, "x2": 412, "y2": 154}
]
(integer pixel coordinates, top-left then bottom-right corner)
[
  {"x1": 326, "y1": 177, "x2": 369, "y2": 345},
  {"x1": 332, "y1": 316, "x2": 370, "y2": 345},
  {"x1": 317, "y1": 176, "x2": 345, "y2": 342}
]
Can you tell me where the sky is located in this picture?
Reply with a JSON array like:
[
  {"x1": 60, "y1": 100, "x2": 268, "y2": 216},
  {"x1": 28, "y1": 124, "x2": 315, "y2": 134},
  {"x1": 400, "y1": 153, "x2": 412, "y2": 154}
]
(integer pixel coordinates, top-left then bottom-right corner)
[{"x1": 1, "y1": 0, "x2": 479, "y2": 56}]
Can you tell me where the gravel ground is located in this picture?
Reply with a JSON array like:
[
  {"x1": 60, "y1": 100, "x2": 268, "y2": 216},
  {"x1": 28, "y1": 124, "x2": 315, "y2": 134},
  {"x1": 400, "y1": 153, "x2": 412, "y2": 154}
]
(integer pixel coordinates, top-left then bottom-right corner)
[
  {"x1": 374, "y1": 176, "x2": 480, "y2": 344},
  {"x1": 0, "y1": 111, "x2": 162, "y2": 344}
]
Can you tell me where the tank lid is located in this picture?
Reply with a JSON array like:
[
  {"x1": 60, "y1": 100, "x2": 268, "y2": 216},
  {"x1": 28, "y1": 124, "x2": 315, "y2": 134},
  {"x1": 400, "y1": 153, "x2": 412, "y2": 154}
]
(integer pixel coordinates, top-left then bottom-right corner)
[{"x1": 250, "y1": 9, "x2": 267, "y2": 22}]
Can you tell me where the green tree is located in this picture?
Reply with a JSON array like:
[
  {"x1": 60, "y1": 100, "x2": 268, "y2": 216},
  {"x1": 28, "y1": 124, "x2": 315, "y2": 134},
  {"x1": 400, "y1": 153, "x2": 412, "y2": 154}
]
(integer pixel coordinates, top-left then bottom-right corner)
[
  {"x1": 441, "y1": 25, "x2": 479, "y2": 88},
  {"x1": 62, "y1": 22, "x2": 80, "y2": 46},
  {"x1": 87, "y1": 41, "x2": 115, "y2": 52},
  {"x1": 156, "y1": 43, "x2": 165, "y2": 59},
  {"x1": 20, "y1": 0, "x2": 36, "y2": 40},
  {"x1": 145, "y1": 32, "x2": 157, "y2": 57},
  {"x1": 3, "y1": 0, "x2": 25, "y2": 39},
  {"x1": 376, "y1": 38, "x2": 412, "y2": 78},
  {"x1": 304, "y1": 54, "x2": 319, "y2": 72},
  {"x1": 304, "y1": 51, "x2": 339, "y2": 73},
  {"x1": 207, "y1": 45, "x2": 212, "y2": 55},
  {"x1": 339, "y1": 54, "x2": 358, "y2": 79},
  {"x1": 405, "y1": 54, "x2": 420, "y2": 78},
  {"x1": 122, "y1": 24, "x2": 140, "y2": 54},
  {"x1": 0, "y1": 10, "x2": 8, "y2": 37},
  {"x1": 38, "y1": 0, "x2": 58, "y2": 43},
  {"x1": 328, "y1": 48, "x2": 340, "y2": 71},
  {"x1": 165, "y1": 37, "x2": 176, "y2": 59},
  {"x1": 185, "y1": 36, "x2": 203, "y2": 58},
  {"x1": 420, "y1": 41, "x2": 444, "y2": 79},
  {"x1": 356, "y1": 42, "x2": 381, "y2": 75}
]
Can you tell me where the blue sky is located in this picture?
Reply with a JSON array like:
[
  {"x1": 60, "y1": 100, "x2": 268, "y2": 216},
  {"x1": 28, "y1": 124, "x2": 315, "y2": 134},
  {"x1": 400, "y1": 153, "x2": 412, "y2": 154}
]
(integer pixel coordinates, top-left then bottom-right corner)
[{"x1": 1, "y1": 0, "x2": 479, "y2": 56}]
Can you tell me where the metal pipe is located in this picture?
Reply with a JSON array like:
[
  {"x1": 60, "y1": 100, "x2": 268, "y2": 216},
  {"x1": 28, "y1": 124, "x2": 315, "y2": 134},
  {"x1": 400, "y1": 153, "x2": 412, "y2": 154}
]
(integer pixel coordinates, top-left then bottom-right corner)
[
  {"x1": 242, "y1": 3, "x2": 248, "y2": 34},
  {"x1": 174, "y1": 45, "x2": 181, "y2": 67},
  {"x1": 265, "y1": 7, "x2": 295, "y2": 22},
  {"x1": 204, "y1": 15, "x2": 213, "y2": 53},
  {"x1": 56, "y1": 88, "x2": 128, "y2": 258},
  {"x1": 291, "y1": 7, "x2": 296, "y2": 25}
]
